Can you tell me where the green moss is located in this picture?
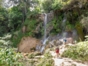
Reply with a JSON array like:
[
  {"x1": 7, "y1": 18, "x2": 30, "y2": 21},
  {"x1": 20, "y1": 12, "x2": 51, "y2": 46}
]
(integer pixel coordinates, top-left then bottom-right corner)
[{"x1": 75, "y1": 22, "x2": 84, "y2": 41}]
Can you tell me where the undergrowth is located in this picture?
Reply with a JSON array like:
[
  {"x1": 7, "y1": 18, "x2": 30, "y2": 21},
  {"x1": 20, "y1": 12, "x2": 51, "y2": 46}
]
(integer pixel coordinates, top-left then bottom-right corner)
[
  {"x1": 0, "y1": 48, "x2": 23, "y2": 66},
  {"x1": 36, "y1": 52, "x2": 54, "y2": 66},
  {"x1": 62, "y1": 41, "x2": 88, "y2": 61}
]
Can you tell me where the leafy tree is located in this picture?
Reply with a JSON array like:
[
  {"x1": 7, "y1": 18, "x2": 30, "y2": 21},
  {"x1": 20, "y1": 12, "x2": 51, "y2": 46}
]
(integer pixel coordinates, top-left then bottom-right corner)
[
  {"x1": 8, "y1": 6, "x2": 23, "y2": 31},
  {"x1": 0, "y1": 7, "x2": 8, "y2": 36},
  {"x1": 41, "y1": 0, "x2": 62, "y2": 13}
]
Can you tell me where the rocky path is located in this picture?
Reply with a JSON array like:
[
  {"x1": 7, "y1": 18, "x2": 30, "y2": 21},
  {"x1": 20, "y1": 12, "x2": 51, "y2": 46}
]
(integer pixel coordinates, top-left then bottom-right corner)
[{"x1": 50, "y1": 44, "x2": 88, "y2": 66}]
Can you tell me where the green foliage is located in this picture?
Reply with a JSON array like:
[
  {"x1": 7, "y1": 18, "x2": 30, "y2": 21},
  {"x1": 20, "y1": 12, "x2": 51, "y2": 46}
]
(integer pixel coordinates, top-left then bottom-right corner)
[
  {"x1": 11, "y1": 13, "x2": 42, "y2": 47},
  {"x1": 11, "y1": 17, "x2": 40, "y2": 47},
  {"x1": 0, "y1": 7, "x2": 8, "y2": 36},
  {"x1": 37, "y1": 52, "x2": 54, "y2": 66},
  {"x1": 8, "y1": 6, "x2": 23, "y2": 31},
  {"x1": 28, "y1": 53, "x2": 35, "y2": 59},
  {"x1": 11, "y1": 31, "x2": 24, "y2": 47},
  {"x1": 24, "y1": 18, "x2": 37, "y2": 36},
  {"x1": 66, "y1": 21, "x2": 74, "y2": 31},
  {"x1": 51, "y1": 0, "x2": 62, "y2": 10},
  {"x1": 62, "y1": 41, "x2": 88, "y2": 61},
  {"x1": 0, "y1": 48, "x2": 23, "y2": 66},
  {"x1": 42, "y1": 0, "x2": 62, "y2": 12},
  {"x1": 40, "y1": 0, "x2": 73, "y2": 12},
  {"x1": 50, "y1": 16, "x2": 62, "y2": 35},
  {"x1": 42, "y1": 0, "x2": 54, "y2": 12},
  {"x1": 75, "y1": 22, "x2": 84, "y2": 41},
  {"x1": 44, "y1": 52, "x2": 52, "y2": 59},
  {"x1": 0, "y1": 33, "x2": 12, "y2": 48}
]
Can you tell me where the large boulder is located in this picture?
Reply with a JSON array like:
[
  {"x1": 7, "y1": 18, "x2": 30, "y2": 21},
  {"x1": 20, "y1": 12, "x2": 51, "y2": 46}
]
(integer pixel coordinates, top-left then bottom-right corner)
[{"x1": 18, "y1": 37, "x2": 42, "y2": 53}]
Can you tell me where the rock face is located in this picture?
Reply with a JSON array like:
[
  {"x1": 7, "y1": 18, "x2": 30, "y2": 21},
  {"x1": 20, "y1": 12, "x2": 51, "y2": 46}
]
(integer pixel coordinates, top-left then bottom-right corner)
[
  {"x1": 47, "y1": 11, "x2": 54, "y2": 22},
  {"x1": 18, "y1": 37, "x2": 42, "y2": 53}
]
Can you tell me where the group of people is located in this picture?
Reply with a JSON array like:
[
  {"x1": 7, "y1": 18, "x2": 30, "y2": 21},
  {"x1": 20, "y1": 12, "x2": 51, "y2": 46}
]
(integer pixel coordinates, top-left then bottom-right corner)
[
  {"x1": 54, "y1": 31, "x2": 74, "y2": 58},
  {"x1": 55, "y1": 37, "x2": 74, "y2": 58},
  {"x1": 55, "y1": 38, "x2": 67, "y2": 58}
]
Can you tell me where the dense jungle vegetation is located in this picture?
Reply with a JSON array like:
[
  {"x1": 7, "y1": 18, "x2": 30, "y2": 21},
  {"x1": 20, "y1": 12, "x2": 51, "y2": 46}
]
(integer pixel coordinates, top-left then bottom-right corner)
[{"x1": 0, "y1": 0, "x2": 88, "y2": 66}]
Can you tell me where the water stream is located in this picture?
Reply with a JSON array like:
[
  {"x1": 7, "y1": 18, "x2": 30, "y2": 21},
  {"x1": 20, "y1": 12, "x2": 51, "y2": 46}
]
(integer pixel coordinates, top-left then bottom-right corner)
[
  {"x1": 43, "y1": 13, "x2": 47, "y2": 44},
  {"x1": 40, "y1": 13, "x2": 67, "y2": 53},
  {"x1": 62, "y1": 13, "x2": 67, "y2": 31},
  {"x1": 40, "y1": 13, "x2": 48, "y2": 53},
  {"x1": 39, "y1": 12, "x2": 78, "y2": 53},
  {"x1": 61, "y1": 13, "x2": 67, "y2": 39}
]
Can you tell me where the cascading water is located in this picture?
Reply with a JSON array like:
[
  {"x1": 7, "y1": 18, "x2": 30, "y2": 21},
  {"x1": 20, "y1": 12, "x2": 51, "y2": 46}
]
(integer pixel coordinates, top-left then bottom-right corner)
[
  {"x1": 43, "y1": 13, "x2": 47, "y2": 44},
  {"x1": 61, "y1": 13, "x2": 67, "y2": 38},
  {"x1": 62, "y1": 13, "x2": 67, "y2": 30},
  {"x1": 40, "y1": 13, "x2": 48, "y2": 53},
  {"x1": 61, "y1": 13, "x2": 78, "y2": 42}
]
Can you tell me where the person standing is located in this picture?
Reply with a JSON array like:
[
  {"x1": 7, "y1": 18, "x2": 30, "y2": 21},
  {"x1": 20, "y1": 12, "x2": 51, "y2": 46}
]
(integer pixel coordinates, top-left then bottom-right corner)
[{"x1": 55, "y1": 47, "x2": 60, "y2": 58}]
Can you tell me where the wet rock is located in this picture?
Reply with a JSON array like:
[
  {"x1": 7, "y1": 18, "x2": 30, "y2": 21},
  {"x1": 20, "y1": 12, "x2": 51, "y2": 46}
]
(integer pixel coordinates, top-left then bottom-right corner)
[{"x1": 47, "y1": 11, "x2": 54, "y2": 22}]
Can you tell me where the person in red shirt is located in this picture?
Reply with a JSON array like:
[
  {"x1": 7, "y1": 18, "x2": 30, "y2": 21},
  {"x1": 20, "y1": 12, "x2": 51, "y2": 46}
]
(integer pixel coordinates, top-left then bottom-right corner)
[{"x1": 55, "y1": 47, "x2": 60, "y2": 58}]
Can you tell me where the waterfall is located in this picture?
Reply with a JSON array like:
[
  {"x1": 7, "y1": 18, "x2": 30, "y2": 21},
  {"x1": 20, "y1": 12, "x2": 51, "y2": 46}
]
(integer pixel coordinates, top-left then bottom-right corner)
[
  {"x1": 61, "y1": 13, "x2": 78, "y2": 42},
  {"x1": 62, "y1": 13, "x2": 67, "y2": 31},
  {"x1": 40, "y1": 13, "x2": 48, "y2": 53},
  {"x1": 43, "y1": 13, "x2": 48, "y2": 44},
  {"x1": 62, "y1": 13, "x2": 67, "y2": 38}
]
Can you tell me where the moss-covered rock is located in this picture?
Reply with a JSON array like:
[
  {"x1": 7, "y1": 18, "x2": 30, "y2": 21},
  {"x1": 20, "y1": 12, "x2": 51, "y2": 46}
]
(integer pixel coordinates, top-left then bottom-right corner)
[{"x1": 75, "y1": 22, "x2": 84, "y2": 41}]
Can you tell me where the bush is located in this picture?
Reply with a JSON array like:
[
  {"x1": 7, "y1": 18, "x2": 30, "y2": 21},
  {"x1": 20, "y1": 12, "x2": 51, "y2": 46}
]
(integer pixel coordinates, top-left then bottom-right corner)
[
  {"x1": 37, "y1": 52, "x2": 54, "y2": 66},
  {"x1": 0, "y1": 7, "x2": 8, "y2": 36},
  {"x1": 28, "y1": 53, "x2": 35, "y2": 59},
  {"x1": 50, "y1": 17, "x2": 62, "y2": 35},
  {"x1": 62, "y1": 41, "x2": 88, "y2": 61},
  {"x1": 0, "y1": 48, "x2": 23, "y2": 66},
  {"x1": 11, "y1": 31, "x2": 24, "y2": 47}
]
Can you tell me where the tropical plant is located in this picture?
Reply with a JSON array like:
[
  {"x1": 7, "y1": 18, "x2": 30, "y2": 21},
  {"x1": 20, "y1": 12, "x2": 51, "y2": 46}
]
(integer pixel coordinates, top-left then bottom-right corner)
[
  {"x1": 42, "y1": 0, "x2": 63, "y2": 12},
  {"x1": 8, "y1": 6, "x2": 23, "y2": 31},
  {"x1": 37, "y1": 52, "x2": 54, "y2": 66},
  {"x1": 11, "y1": 30, "x2": 24, "y2": 47},
  {"x1": 62, "y1": 41, "x2": 88, "y2": 61},
  {"x1": 0, "y1": 7, "x2": 9, "y2": 36},
  {"x1": 66, "y1": 21, "x2": 74, "y2": 31},
  {"x1": 50, "y1": 16, "x2": 62, "y2": 35},
  {"x1": 0, "y1": 48, "x2": 23, "y2": 66}
]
